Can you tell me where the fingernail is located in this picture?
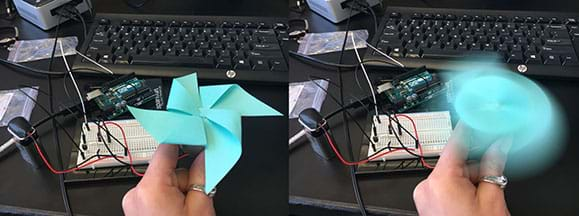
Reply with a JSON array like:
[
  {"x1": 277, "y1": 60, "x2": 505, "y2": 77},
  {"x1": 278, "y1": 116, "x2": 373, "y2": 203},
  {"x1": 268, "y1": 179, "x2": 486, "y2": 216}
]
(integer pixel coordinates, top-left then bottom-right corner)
[{"x1": 497, "y1": 136, "x2": 513, "y2": 155}]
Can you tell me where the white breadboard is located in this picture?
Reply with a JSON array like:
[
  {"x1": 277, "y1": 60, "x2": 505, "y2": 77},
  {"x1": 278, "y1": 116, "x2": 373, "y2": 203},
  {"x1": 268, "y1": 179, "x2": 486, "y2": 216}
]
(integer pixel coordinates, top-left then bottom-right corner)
[
  {"x1": 77, "y1": 119, "x2": 159, "y2": 169},
  {"x1": 368, "y1": 111, "x2": 452, "y2": 160}
]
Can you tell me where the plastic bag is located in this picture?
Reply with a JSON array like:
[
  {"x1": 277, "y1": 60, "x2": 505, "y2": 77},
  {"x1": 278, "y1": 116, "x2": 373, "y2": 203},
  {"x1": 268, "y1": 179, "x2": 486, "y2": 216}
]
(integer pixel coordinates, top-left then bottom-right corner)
[
  {"x1": 289, "y1": 79, "x2": 329, "y2": 119},
  {"x1": 297, "y1": 30, "x2": 368, "y2": 56},
  {"x1": 0, "y1": 87, "x2": 38, "y2": 127},
  {"x1": 7, "y1": 36, "x2": 78, "y2": 63}
]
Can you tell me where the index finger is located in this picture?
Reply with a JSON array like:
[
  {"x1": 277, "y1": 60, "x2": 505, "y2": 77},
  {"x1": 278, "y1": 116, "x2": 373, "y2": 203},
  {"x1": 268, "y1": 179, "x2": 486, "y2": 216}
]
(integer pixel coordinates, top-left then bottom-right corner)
[
  {"x1": 432, "y1": 121, "x2": 470, "y2": 177},
  {"x1": 142, "y1": 144, "x2": 179, "y2": 184}
]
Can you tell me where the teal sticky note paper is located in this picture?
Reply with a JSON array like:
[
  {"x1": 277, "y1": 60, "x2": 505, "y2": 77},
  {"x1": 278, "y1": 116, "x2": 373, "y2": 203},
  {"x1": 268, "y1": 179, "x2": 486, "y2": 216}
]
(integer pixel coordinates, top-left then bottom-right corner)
[
  {"x1": 127, "y1": 106, "x2": 207, "y2": 145},
  {"x1": 201, "y1": 108, "x2": 242, "y2": 193},
  {"x1": 167, "y1": 73, "x2": 202, "y2": 115},
  {"x1": 200, "y1": 84, "x2": 283, "y2": 116},
  {"x1": 127, "y1": 73, "x2": 282, "y2": 194}
]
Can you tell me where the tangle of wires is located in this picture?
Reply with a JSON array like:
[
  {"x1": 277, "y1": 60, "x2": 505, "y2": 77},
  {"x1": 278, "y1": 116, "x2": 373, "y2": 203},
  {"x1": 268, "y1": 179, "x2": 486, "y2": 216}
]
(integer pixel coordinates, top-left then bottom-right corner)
[
  {"x1": 21, "y1": 88, "x2": 190, "y2": 178},
  {"x1": 306, "y1": 74, "x2": 434, "y2": 168},
  {"x1": 302, "y1": 1, "x2": 431, "y2": 213},
  {"x1": 342, "y1": 0, "x2": 379, "y2": 34}
]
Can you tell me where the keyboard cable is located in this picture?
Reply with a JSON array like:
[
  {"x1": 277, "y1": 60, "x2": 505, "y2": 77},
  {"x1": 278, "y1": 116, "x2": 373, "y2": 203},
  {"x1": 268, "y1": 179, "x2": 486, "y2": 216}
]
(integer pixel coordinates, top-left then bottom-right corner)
[
  {"x1": 46, "y1": 14, "x2": 73, "y2": 216},
  {"x1": 337, "y1": 3, "x2": 368, "y2": 215}
]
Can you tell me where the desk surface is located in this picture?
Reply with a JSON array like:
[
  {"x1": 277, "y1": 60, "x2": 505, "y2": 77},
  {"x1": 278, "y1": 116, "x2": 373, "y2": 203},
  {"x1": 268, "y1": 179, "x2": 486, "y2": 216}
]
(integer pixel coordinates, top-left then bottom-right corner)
[
  {"x1": 0, "y1": 2, "x2": 288, "y2": 215},
  {"x1": 288, "y1": 2, "x2": 579, "y2": 216}
]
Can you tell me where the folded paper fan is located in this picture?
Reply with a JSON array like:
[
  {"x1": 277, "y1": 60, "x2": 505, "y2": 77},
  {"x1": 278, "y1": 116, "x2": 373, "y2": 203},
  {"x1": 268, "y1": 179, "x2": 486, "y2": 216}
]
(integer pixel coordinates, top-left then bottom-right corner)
[{"x1": 128, "y1": 73, "x2": 282, "y2": 194}]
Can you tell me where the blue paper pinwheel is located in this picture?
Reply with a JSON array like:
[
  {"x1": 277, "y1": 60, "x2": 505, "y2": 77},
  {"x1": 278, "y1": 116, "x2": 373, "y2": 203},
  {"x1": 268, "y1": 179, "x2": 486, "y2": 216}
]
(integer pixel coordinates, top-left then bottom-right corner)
[{"x1": 127, "y1": 73, "x2": 282, "y2": 193}]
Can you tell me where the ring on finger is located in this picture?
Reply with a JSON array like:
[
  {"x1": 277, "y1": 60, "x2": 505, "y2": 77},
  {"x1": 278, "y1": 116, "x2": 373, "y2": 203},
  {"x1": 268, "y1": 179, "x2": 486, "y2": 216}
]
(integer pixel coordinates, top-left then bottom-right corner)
[{"x1": 187, "y1": 184, "x2": 217, "y2": 197}]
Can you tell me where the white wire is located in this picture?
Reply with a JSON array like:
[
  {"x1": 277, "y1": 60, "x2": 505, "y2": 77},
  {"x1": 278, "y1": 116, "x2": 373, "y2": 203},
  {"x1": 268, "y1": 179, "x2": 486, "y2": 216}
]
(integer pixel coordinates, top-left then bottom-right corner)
[
  {"x1": 75, "y1": 50, "x2": 115, "y2": 75},
  {"x1": 362, "y1": 40, "x2": 406, "y2": 68},
  {"x1": 59, "y1": 41, "x2": 88, "y2": 126},
  {"x1": 350, "y1": 34, "x2": 379, "y2": 119}
]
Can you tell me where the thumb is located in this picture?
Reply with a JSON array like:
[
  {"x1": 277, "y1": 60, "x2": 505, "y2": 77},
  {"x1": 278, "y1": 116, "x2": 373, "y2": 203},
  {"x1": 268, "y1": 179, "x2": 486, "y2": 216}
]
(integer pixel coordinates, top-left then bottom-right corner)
[{"x1": 476, "y1": 136, "x2": 512, "y2": 206}]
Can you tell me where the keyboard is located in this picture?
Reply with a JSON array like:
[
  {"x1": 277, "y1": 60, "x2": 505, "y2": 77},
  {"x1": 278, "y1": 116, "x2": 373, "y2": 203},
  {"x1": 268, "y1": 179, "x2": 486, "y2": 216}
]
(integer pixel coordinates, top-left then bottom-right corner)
[
  {"x1": 364, "y1": 7, "x2": 579, "y2": 79},
  {"x1": 73, "y1": 13, "x2": 289, "y2": 83},
  {"x1": 368, "y1": 111, "x2": 452, "y2": 161}
]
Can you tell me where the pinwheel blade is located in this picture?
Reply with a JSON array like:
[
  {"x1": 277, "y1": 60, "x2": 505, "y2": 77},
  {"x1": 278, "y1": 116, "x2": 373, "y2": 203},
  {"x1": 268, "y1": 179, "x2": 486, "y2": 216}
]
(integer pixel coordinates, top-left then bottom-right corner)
[
  {"x1": 167, "y1": 73, "x2": 202, "y2": 114},
  {"x1": 203, "y1": 114, "x2": 242, "y2": 193},
  {"x1": 200, "y1": 85, "x2": 282, "y2": 117},
  {"x1": 127, "y1": 106, "x2": 207, "y2": 145}
]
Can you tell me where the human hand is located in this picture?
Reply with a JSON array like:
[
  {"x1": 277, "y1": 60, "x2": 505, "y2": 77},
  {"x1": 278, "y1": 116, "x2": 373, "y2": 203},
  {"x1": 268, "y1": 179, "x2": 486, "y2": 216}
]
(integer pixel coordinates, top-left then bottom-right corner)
[
  {"x1": 413, "y1": 122, "x2": 511, "y2": 216},
  {"x1": 122, "y1": 144, "x2": 216, "y2": 216}
]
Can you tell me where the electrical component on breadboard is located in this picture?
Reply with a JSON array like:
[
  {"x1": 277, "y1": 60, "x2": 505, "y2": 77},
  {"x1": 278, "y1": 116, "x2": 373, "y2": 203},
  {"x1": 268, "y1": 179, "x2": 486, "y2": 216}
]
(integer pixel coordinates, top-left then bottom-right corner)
[{"x1": 369, "y1": 111, "x2": 452, "y2": 160}]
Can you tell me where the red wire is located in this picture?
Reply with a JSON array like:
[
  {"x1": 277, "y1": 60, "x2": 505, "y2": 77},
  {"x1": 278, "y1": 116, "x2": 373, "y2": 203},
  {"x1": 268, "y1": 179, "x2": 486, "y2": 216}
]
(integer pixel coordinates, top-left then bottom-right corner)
[
  {"x1": 33, "y1": 122, "x2": 202, "y2": 176},
  {"x1": 322, "y1": 127, "x2": 407, "y2": 166},
  {"x1": 322, "y1": 114, "x2": 436, "y2": 169},
  {"x1": 104, "y1": 122, "x2": 191, "y2": 177},
  {"x1": 104, "y1": 122, "x2": 144, "y2": 177},
  {"x1": 394, "y1": 114, "x2": 434, "y2": 169},
  {"x1": 33, "y1": 139, "x2": 125, "y2": 174}
]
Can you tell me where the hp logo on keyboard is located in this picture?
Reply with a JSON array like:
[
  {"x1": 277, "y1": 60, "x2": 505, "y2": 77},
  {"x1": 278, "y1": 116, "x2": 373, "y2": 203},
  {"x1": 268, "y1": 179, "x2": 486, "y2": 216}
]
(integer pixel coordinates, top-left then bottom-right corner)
[
  {"x1": 226, "y1": 70, "x2": 237, "y2": 79},
  {"x1": 517, "y1": 65, "x2": 528, "y2": 73}
]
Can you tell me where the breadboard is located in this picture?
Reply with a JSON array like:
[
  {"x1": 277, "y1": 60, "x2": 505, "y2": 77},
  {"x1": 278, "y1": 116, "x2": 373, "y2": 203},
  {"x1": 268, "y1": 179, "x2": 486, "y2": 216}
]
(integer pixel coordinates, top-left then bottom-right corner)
[
  {"x1": 77, "y1": 119, "x2": 159, "y2": 169},
  {"x1": 368, "y1": 111, "x2": 452, "y2": 160}
]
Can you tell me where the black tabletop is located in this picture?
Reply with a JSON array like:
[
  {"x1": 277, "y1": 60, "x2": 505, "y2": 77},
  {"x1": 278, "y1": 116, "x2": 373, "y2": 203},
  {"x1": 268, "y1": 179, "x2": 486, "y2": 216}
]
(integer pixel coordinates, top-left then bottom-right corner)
[
  {"x1": 0, "y1": 1, "x2": 288, "y2": 215},
  {"x1": 289, "y1": 1, "x2": 579, "y2": 215}
]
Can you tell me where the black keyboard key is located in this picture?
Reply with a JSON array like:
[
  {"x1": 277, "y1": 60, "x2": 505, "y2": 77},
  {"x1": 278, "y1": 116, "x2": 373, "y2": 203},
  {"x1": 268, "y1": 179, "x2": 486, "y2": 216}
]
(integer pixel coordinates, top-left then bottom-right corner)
[
  {"x1": 543, "y1": 54, "x2": 561, "y2": 64},
  {"x1": 507, "y1": 52, "x2": 524, "y2": 63},
  {"x1": 251, "y1": 58, "x2": 269, "y2": 71},
  {"x1": 154, "y1": 20, "x2": 165, "y2": 26},
  {"x1": 216, "y1": 58, "x2": 233, "y2": 69},
  {"x1": 132, "y1": 56, "x2": 214, "y2": 67},
  {"x1": 98, "y1": 18, "x2": 110, "y2": 25},
  {"x1": 234, "y1": 58, "x2": 251, "y2": 70},
  {"x1": 545, "y1": 38, "x2": 573, "y2": 46},
  {"x1": 390, "y1": 47, "x2": 405, "y2": 57},
  {"x1": 422, "y1": 48, "x2": 464, "y2": 59},
  {"x1": 406, "y1": 48, "x2": 421, "y2": 58},
  {"x1": 253, "y1": 43, "x2": 281, "y2": 51},
  {"x1": 115, "y1": 55, "x2": 130, "y2": 64},
  {"x1": 247, "y1": 51, "x2": 282, "y2": 59},
  {"x1": 537, "y1": 17, "x2": 548, "y2": 23},
  {"x1": 562, "y1": 55, "x2": 579, "y2": 66},
  {"x1": 540, "y1": 46, "x2": 576, "y2": 54},
  {"x1": 270, "y1": 59, "x2": 288, "y2": 71},
  {"x1": 99, "y1": 54, "x2": 113, "y2": 64},
  {"x1": 390, "y1": 12, "x2": 401, "y2": 18},
  {"x1": 525, "y1": 53, "x2": 542, "y2": 64}
]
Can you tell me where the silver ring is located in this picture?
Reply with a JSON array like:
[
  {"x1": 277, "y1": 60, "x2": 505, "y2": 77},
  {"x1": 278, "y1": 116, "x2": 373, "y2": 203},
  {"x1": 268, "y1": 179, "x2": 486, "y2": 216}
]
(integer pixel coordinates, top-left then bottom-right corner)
[
  {"x1": 480, "y1": 175, "x2": 508, "y2": 189},
  {"x1": 187, "y1": 184, "x2": 216, "y2": 198}
]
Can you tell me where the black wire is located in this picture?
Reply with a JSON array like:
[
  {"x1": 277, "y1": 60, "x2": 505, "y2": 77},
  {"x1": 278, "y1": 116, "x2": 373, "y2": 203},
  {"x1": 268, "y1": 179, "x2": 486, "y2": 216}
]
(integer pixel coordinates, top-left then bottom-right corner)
[
  {"x1": 71, "y1": 8, "x2": 87, "y2": 39},
  {"x1": 364, "y1": 4, "x2": 378, "y2": 34},
  {"x1": 72, "y1": 67, "x2": 115, "y2": 77},
  {"x1": 97, "y1": 119, "x2": 128, "y2": 153},
  {"x1": 290, "y1": 50, "x2": 400, "y2": 70},
  {"x1": 124, "y1": 0, "x2": 149, "y2": 8},
  {"x1": 46, "y1": 15, "x2": 73, "y2": 216},
  {"x1": 16, "y1": 88, "x2": 83, "y2": 154},
  {"x1": 18, "y1": 85, "x2": 49, "y2": 96},
  {"x1": 336, "y1": 5, "x2": 368, "y2": 216},
  {"x1": 307, "y1": 76, "x2": 375, "y2": 150},
  {"x1": 0, "y1": 58, "x2": 67, "y2": 76},
  {"x1": 32, "y1": 136, "x2": 115, "y2": 170},
  {"x1": 93, "y1": 122, "x2": 131, "y2": 167},
  {"x1": 308, "y1": 73, "x2": 427, "y2": 160},
  {"x1": 289, "y1": 51, "x2": 358, "y2": 68}
]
